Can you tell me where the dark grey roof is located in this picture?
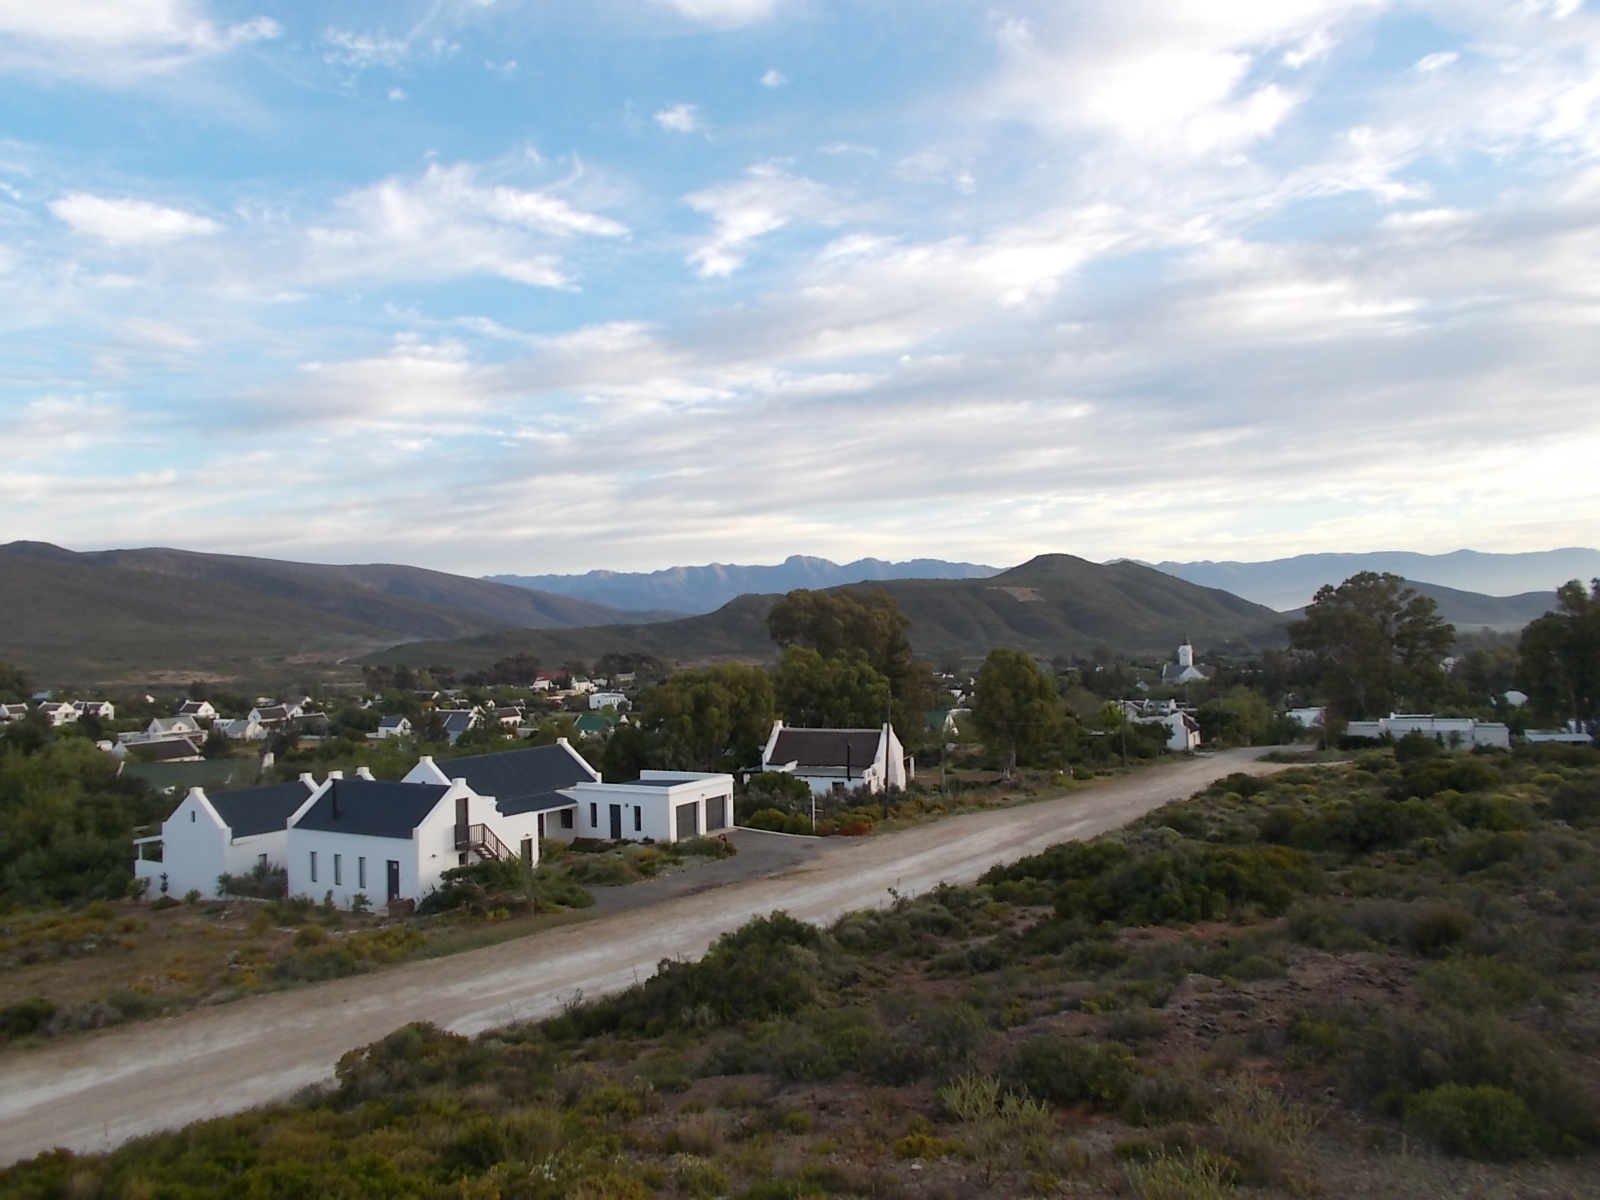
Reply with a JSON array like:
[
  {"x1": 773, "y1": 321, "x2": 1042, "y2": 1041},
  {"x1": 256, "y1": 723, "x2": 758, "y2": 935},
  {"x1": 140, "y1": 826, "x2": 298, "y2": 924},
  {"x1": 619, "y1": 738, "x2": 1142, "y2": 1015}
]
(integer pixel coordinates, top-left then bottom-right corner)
[
  {"x1": 439, "y1": 712, "x2": 477, "y2": 731},
  {"x1": 293, "y1": 779, "x2": 449, "y2": 839},
  {"x1": 143, "y1": 739, "x2": 203, "y2": 762},
  {"x1": 768, "y1": 728, "x2": 882, "y2": 770},
  {"x1": 207, "y1": 780, "x2": 315, "y2": 839},
  {"x1": 431, "y1": 744, "x2": 596, "y2": 815},
  {"x1": 497, "y1": 789, "x2": 580, "y2": 816}
]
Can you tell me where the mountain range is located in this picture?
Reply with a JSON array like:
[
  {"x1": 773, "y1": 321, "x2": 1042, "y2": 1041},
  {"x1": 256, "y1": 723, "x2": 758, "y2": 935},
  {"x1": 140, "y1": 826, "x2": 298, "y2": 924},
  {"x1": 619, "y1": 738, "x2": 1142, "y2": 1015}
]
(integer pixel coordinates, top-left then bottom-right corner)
[
  {"x1": 1154, "y1": 547, "x2": 1600, "y2": 612},
  {"x1": 0, "y1": 542, "x2": 674, "y2": 688},
  {"x1": 488, "y1": 554, "x2": 998, "y2": 615}
]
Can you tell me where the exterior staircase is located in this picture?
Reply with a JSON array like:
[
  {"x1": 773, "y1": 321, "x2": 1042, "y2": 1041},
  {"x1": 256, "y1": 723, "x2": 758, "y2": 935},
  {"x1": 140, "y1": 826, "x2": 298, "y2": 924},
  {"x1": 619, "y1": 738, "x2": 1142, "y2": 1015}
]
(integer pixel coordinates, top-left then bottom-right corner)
[{"x1": 454, "y1": 822, "x2": 514, "y2": 862}]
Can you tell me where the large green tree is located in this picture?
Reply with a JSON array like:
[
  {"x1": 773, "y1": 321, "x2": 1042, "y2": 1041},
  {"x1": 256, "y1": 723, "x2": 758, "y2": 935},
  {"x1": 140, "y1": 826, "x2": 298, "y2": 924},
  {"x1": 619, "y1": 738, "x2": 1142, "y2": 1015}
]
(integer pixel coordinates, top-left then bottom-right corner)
[
  {"x1": 1288, "y1": 572, "x2": 1454, "y2": 719},
  {"x1": 1518, "y1": 580, "x2": 1600, "y2": 723},
  {"x1": 635, "y1": 663, "x2": 775, "y2": 770},
  {"x1": 971, "y1": 648, "x2": 1067, "y2": 773},
  {"x1": 772, "y1": 646, "x2": 891, "y2": 729},
  {"x1": 766, "y1": 587, "x2": 939, "y2": 733}
]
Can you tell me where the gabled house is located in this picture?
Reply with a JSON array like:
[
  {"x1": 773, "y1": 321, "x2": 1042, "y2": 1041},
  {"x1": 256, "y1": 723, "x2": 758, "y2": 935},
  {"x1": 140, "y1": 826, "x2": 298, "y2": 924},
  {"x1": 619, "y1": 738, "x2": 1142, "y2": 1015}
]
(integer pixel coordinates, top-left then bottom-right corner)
[
  {"x1": 134, "y1": 776, "x2": 321, "y2": 899},
  {"x1": 1138, "y1": 710, "x2": 1202, "y2": 753},
  {"x1": 175, "y1": 700, "x2": 217, "y2": 720},
  {"x1": 760, "y1": 721, "x2": 910, "y2": 796},
  {"x1": 438, "y1": 710, "x2": 479, "y2": 744},
  {"x1": 129, "y1": 738, "x2": 204, "y2": 763},
  {"x1": 1161, "y1": 640, "x2": 1216, "y2": 686},
  {"x1": 215, "y1": 717, "x2": 266, "y2": 741},
  {"x1": 0, "y1": 703, "x2": 29, "y2": 722},
  {"x1": 373, "y1": 715, "x2": 412, "y2": 740},
  {"x1": 248, "y1": 705, "x2": 290, "y2": 726},
  {"x1": 588, "y1": 692, "x2": 628, "y2": 711},
  {"x1": 37, "y1": 702, "x2": 79, "y2": 727},
  {"x1": 403, "y1": 741, "x2": 599, "y2": 844},
  {"x1": 148, "y1": 715, "x2": 202, "y2": 740},
  {"x1": 74, "y1": 700, "x2": 116, "y2": 720}
]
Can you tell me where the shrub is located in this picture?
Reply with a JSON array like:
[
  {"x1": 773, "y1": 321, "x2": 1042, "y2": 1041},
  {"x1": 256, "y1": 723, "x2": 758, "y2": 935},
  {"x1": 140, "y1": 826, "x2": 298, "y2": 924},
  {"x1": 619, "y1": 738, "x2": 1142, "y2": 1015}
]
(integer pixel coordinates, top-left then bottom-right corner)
[
  {"x1": 672, "y1": 1155, "x2": 728, "y2": 1199},
  {"x1": 218, "y1": 862, "x2": 288, "y2": 900},
  {"x1": 745, "y1": 808, "x2": 814, "y2": 835},
  {"x1": 1393, "y1": 758, "x2": 1500, "y2": 799},
  {"x1": 1551, "y1": 778, "x2": 1600, "y2": 825},
  {"x1": 1402, "y1": 905, "x2": 1474, "y2": 958},
  {"x1": 1054, "y1": 844, "x2": 1317, "y2": 926},
  {"x1": 0, "y1": 997, "x2": 57, "y2": 1040},
  {"x1": 1002, "y1": 1033, "x2": 1135, "y2": 1110},
  {"x1": 1404, "y1": 1084, "x2": 1546, "y2": 1160}
]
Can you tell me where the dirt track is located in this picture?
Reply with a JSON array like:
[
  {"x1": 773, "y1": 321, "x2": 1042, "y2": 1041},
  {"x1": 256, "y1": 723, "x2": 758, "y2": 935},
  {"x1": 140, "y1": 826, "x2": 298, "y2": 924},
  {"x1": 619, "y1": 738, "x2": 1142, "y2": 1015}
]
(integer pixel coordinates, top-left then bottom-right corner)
[{"x1": 0, "y1": 750, "x2": 1282, "y2": 1166}]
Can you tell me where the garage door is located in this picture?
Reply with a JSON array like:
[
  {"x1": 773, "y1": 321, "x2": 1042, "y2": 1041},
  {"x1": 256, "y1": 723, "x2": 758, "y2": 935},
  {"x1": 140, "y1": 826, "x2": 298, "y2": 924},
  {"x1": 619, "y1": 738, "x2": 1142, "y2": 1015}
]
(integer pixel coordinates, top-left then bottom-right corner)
[
  {"x1": 705, "y1": 794, "x2": 727, "y2": 831},
  {"x1": 675, "y1": 802, "x2": 699, "y2": 841}
]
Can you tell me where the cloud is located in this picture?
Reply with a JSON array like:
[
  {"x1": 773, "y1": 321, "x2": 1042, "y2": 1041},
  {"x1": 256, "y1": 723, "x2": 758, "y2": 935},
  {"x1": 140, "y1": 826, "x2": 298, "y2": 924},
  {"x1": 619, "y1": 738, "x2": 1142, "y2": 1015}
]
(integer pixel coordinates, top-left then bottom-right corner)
[
  {"x1": 50, "y1": 192, "x2": 221, "y2": 244},
  {"x1": 685, "y1": 163, "x2": 840, "y2": 277},
  {"x1": 760, "y1": 68, "x2": 786, "y2": 87},
  {"x1": 650, "y1": 0, "x2": 779, "y2": 28},
  {"x1": 0, "y1": 0, "x2": 279, "y2": 78},
  {"x1": 654, "y1": 103, "x2": 701, "y2": 133},
  {"x1": 1415, "y1": 50, "x2": 1458, "y2": 73},
  {"x1": 323, "y1": 28, "x2": 410, "y2": 69},
  {"x1": 307, "y1": 161, "x2": 627, "y2": 288}
]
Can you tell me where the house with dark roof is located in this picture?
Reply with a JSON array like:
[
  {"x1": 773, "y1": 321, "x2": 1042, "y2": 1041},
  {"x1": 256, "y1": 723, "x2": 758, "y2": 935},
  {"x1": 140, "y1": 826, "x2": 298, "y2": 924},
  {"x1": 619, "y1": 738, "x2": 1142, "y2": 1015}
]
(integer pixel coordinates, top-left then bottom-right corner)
[
  {"x1": 760, "y1": 721, "x2": 910, "y2": 796},
  {"x1": 134, "y1": 775, "x2": 321, "y2": 899},
  {"x1": 437, "y1": 710, "x2": 480, "y2": 744},
  {"x1": 287, "y1": 767, "x2": 561, "y2": 908},
  {"x1": 402, "y1": 740, "x2": 599, "y2": 843},
  {"x1": 1160, "y1": 640, "x2": 1216, "y2": 686},
  {"x1": 175, "y1": 699, "x2": 217, "y2": 720}
]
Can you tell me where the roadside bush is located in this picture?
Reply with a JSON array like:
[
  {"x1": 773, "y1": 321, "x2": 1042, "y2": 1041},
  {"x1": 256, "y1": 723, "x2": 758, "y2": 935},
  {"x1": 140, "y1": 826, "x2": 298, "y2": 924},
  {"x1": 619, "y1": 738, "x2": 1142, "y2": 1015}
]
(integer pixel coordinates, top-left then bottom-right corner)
[
  {"x1": 745, "y1": 808, "x2": 814, "y2": 835},
  {"x1": 1404, "y1": 1084, "x2": 1546, "y2": 1160},
  {"x1": 1002, "y1": 1033, "x2": 1134, "y2": 1110},
  {"x1": 1393, "y1": 758, "x2": 1501, "y2": 800},
  {"x1": 1551, "y1": 778, "x2": 1600, "y2": 826},
  {"x1": 1054, "y1": 844, "x2": 1317, "y2": 926},
  {"x1": 0, "y1": 997, "x2": 56, "y2": 1040}
]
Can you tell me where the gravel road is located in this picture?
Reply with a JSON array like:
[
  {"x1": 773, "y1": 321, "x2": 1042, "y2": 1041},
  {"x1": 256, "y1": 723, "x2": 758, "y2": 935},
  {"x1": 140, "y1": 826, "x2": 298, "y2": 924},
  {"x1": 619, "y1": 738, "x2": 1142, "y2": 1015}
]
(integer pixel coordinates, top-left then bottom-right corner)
[{"x1": 0, "y1": 749, "x2": 1282, "y2": 1166}]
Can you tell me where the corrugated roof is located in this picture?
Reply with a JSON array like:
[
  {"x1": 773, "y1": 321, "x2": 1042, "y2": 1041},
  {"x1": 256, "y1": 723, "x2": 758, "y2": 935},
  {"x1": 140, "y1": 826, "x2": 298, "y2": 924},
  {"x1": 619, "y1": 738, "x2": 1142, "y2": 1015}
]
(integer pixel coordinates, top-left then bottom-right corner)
[
  {"x1": 294, "y1": 779, "x2": 449, "y2": 840},
  {"x1": 207, "y1": 780, "x2": 315, "y2": 839},
  {"x1": 431, "y1": 743, "x2": 596, "y2": 814},
  {"x1": 769, "y1": 728, "x2": 882, "y2": 769}
]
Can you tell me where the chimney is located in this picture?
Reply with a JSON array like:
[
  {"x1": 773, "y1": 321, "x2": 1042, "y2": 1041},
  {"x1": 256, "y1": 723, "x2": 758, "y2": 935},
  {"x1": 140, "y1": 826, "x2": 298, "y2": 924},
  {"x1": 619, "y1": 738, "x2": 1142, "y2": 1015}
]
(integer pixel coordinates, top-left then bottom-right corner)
[
  {"x1": 356, "y1": 766, "x2": 375, "y2": 780},
  {"x1": 299, "y1": 772, "x2": 315, "y2": 787},
  {"x1": 328, "y1": 770, "x2": 343, "y2": 780}
]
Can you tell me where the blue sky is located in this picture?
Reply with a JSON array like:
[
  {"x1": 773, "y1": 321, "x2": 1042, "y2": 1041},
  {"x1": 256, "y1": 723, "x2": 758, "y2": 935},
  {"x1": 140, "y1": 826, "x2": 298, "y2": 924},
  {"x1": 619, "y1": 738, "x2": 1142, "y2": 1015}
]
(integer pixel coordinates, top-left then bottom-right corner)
[{"x1": 2, "y1": 0, "x2": 1597, "y2": 575}]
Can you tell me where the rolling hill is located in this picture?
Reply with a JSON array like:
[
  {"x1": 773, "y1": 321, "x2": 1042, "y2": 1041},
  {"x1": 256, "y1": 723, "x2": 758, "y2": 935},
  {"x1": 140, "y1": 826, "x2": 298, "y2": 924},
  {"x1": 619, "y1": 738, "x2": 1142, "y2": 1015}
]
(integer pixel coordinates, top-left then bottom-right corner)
[
  {"x1": 1280, "y1": 580, "x2": 1560, "y2": 634},
  {"x1": 488, "y1": 554, "x2": 1000, "y2": 615},
  {"x1": 365, "y1": 554, "x2": 1292, "y2": 673},
  {"x1": 0, "y1": 543, "x2": 675, "y2": 689}
]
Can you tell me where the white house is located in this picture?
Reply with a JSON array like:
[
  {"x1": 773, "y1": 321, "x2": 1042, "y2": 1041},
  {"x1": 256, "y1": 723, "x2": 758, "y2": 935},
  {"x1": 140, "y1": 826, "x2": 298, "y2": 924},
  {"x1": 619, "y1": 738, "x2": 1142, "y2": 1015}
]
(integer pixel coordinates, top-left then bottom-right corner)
[
  {"x1": 36, "y1": 702, "x2": 79, "y2": 727},
  {"x1": 249, "y1": 705, "x2": 290, "y2": 726},
  {"x1": 1525, "y1": 722, "x2": 1594, "y2": 745},
  {"x1": 215, "y1": 717, "x2": 267, "y2": 741},
  {"x1": 438, "y1": 710, "x2": 480, "y2": 744},
  {"x1": 74, "y1": 700, "x2": 116, "y2": 720},
  {"x1": 373, "y1": 715, "x2": 412, "y2": 740},
  {"x1": 134, "y1": 776, "x2": 320, "y2": 899},
  {"x1": 1344, "y1": 713, "x2": 1511, "y2": 750},
  {"x1": 760, "y1": 721, "x2": 910, "y2": 796},
  {"x1": 1138, "y1": 710, "x2": 1202, "y2": 753},
  {"x1": 403, "y1": 740, "x2": 600, "y2": 846},
  {"x1": 563, "y1": 771, "x2": 735, "y2": 843},
  {"x1": 147, "y1": 715, "x2": 203, "y2": 740},
  {"x1": 0, "y1": 703, "x2": 29, "y2": 722},
  {"x1": 175, "y1": 699, "x2": 217, "y2": 721},
  {"x1": 588, "y1": 692, "x2": 629, "y2": 711},
  {"x1": 1286, "y1": 707, "x2": 1327, "y2": 729},
  {"x1": 1161, "y1": 640, "x2": 1216, "y2": 687}
]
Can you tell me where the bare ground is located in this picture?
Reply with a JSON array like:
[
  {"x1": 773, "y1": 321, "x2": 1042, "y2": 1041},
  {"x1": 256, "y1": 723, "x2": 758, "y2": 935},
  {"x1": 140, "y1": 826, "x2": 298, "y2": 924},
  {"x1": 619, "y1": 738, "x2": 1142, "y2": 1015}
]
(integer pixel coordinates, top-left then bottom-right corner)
[{"x1": 0, "y1": 749, "x2": 1280, "y2": 1167}]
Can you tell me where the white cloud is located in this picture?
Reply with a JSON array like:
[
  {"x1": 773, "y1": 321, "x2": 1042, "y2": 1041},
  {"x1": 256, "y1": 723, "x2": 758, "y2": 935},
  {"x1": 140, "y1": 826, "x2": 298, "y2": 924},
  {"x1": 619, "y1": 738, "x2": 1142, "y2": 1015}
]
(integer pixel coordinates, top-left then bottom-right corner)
[
  {"x1": 308, "y1": 161, "x2": 627, "y2": 288},
  {"x1": 760, "y1": 68, "x2": 787, "y2": 87},
  {"x1": 323, "y1": 28, "x2": 409, "y2": 69},
  {"x1": 650, "y1": 0, "x2": 779, "y2": 28},
  {"x1": 1415, "y1": 50, "x2": 1458, "y2": 73},
  {"x1": 654, "y1": 103, "x2": 701, "y2": 133},
  {"x1": 50, "y1": 192, "x2": 221, "y2": 244},
  {"x1": 0, "y1": 0, "x2": 278, "y2": 77},
  {"x1": 685, "y1": 163, "x2": 839, "y2": 277}
]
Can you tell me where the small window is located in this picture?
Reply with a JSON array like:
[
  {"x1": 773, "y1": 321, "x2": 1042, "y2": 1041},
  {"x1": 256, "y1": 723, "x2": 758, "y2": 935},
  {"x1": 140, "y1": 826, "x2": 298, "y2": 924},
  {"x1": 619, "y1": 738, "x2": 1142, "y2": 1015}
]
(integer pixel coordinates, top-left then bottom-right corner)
[
  {"x1": 258, "y1": 853, "x2": 268, "y2": 869},
  {"x1": 309, "y1": 851, "x2": 318, "y2": 883},
  {"x1": 560, "y1": 809, "x2": 574, "y2": 830},
  {"x1": 590, "y1": 802, "x2": 598, "y2": 827},
  {"x1": 333, "y1": 854, "x2": 342, "y2": 886},
  {"x1": 634, "y1": 807, "x2": 642, "y2": 832},
  {"x1": 358, "y1": 857, "x2": 367, "y2": 889},
  {"x1": 190, "y1": 810, "x2": 196, "y2": 822}
]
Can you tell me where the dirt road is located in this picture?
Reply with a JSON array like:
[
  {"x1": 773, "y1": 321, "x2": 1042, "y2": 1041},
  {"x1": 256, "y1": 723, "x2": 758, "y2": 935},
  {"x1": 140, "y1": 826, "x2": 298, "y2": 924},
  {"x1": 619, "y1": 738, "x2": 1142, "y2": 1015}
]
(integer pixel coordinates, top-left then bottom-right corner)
[{"x1": 0, "y1": 749, "x2": 1282, "y2": 1166}]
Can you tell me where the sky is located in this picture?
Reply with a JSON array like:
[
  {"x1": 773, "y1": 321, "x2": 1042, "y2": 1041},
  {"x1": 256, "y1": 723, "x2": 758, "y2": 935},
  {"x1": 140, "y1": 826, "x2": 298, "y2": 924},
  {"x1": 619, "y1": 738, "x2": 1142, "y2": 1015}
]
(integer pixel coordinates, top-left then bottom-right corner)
[{"x1": 1, "y1": 0, "x2": 1598, "y2": 576}]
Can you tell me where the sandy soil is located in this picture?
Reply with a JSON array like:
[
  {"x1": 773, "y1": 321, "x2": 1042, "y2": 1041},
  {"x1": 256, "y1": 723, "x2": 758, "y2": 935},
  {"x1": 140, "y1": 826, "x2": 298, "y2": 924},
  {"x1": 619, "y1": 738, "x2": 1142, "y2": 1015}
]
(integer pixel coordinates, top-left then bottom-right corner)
[{"x1": 0, "y1": 749, "x2": 1280, "y2": 1166}]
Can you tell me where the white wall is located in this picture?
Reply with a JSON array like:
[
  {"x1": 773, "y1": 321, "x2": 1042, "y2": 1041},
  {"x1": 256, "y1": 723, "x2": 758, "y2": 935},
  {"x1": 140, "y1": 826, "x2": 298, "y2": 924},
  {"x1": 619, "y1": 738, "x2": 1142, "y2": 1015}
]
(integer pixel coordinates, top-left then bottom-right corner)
[
  {"x1": 563, "y1": 773, "x2": 733, "y2": 843},
  {"x1": 137, "y1": 789, "x2": 226, "y2": 898}
]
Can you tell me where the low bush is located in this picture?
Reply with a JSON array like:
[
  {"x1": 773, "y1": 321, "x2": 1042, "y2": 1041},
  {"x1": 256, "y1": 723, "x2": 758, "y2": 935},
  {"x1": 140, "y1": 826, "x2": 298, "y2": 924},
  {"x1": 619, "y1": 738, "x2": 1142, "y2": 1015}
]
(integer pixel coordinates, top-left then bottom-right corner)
[
  {"x1": 1404, "y1": 1084, "x2": 1547, "y2": 1160},
  {"x1": 1002, "y1": 1033, "x2": 1135, "y2": 1110}
]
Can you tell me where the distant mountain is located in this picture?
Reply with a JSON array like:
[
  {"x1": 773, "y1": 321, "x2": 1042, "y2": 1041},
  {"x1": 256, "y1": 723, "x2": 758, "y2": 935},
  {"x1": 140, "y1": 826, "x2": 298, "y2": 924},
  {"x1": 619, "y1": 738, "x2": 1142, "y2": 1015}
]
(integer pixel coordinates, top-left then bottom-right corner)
[
  {"x1": 375, "y1": 553, "x2": 1289, "y2": 673},
  {"x1": 1280, "y1": 581, "x2": 1560, "y2": 634},
  {"x1": 488, "y1": 554, "x2": 1000, "y2": 615},
  {"x1": 1153, "y1": 548, "x2": 1600, "y2": 612},
  {"x1": 0, "y1": 542, "x2": 676, "y2": 688}
]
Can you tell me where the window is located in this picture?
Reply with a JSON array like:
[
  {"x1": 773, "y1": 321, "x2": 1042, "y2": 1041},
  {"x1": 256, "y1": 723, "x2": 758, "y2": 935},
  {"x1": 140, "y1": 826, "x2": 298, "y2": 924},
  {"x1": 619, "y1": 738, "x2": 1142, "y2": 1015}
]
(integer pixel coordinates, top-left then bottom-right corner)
[
  {"x1": 333, "y1": 854, "x2": 342, "y2": 886},
  {"x1": 309, "y1": 851, "x2": 318, "y2": 883},
  {"x1": 590, "y1": 802, "x2": 598, "y2": 828},
  {"x1": 190, "y1": 810, "x2": 196, "y2": 822},
  {"x1": 634, "y1": 807, "x2": 642, "y2": 832},
  {"x1": 258, "y1": 853, "x2": 268, "y2": 869},
  {"x1": 358, "y1": 857, "x2": 367, "y2": 889},
  {"x1": 560, "y1": 809, "x2": 574, "y2": 829}
]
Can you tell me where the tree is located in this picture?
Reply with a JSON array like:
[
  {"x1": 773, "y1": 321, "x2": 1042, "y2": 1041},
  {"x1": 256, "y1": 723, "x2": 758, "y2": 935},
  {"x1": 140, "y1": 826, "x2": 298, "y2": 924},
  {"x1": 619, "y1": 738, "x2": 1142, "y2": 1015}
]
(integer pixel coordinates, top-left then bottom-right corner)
[
  {"x1": 1288, "y1": 572, "x2": 1454, "y2": 719},
  {"x1": 766, "y1": 587, "x2": 939, "y2": 732},
  {"x1": 1518, "y1": 580, "x2": 1600, "y2": 723},
  {"x1": 773, "y1": 646, "x2": 891, "y2": 729},
  {"x1": 0, "y1": 661, "x2": 31, "y2": 704},
  {"x1": 971, "y1": 648, "x2": 1066, "y2": 774},
  {"x1": 635, "y1": 663, "x2": 775, "y2": 770}
]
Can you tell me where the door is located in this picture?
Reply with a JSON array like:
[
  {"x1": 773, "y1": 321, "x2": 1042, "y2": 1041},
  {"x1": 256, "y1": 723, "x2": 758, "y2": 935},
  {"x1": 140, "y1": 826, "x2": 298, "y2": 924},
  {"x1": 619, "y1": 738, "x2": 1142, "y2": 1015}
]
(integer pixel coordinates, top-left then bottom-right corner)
[
  {"x1": 608, "y1": 804, "x2": 623, "y2": 840},
  {"x1": 455, "y1": 795, "x2": 469, "y2": 845},
  {"x1": 675, "y1": 802, "x2": 699, "y2": 842},
  {"x1": 706, "y1": 795, "x2": 727, "y2": 831},
  {"x1": 386, "y1": 860, "x2": 401, "y2": 902}
]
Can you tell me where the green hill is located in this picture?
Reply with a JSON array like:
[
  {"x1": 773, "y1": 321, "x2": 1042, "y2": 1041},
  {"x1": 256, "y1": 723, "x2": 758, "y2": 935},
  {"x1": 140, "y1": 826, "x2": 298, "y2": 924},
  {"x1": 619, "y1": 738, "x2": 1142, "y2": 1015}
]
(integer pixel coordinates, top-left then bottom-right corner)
[
  {"x1": 362, "y1": 554, "x2": 1290, "y2": 672},
  {"x1": 0, "y1": 543, "x2": 674, "y2": 689}
]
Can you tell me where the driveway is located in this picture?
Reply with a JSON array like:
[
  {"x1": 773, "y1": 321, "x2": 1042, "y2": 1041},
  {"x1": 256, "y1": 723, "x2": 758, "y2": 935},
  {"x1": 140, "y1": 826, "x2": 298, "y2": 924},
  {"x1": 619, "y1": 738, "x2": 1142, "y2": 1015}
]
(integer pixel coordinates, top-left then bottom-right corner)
[{"x1": 0, "y1": 749, "x2": 1282, "y2": 1166}]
